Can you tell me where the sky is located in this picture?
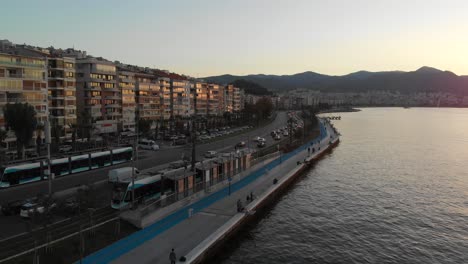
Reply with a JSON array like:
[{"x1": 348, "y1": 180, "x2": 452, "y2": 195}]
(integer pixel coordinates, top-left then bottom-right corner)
[{"x1": 1, "y1": 0, "x2": 468, "y2": 77}]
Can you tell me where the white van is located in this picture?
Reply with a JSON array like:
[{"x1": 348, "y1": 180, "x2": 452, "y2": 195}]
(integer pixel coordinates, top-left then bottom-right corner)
[
  {"x1": 108, "y1": 167, "x2": 139, "y2": 183},
  {"x1": 138, "y1": 139, "x2": 159, "y2": 151}
]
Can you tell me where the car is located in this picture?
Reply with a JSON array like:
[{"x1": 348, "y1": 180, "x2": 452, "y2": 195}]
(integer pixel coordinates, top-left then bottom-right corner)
[
  {"x1": 177, "y1": 134, "x2": 186, "y2": 139},
  {"x1": 59, "y1": 197, "x2": 80, "y2": 216},
  {"x1": 20, "y1": 199, "x2": 56, "y2": 218},
  {"x1": 270, "y1": 131, "x2": 276, "y2": 136},
  {"x1": 175, "y1": 138, "x2": 186, "y2": 145},
  {"x1": 1, "y1": 200, "x2": 24, "y2": 216},
  {"x1": 258, "y1": 137, "x2": 266, "y2": 143},
  {"x1": 283, "y1": 131, "x2": 289, "y2": 136},
  {"x1": 138, "y1": 139, "x2": 159, "y2": 150},
  {"x1": 170, "y1": 135, "x2": 178, "y2": 141},
  {"x1": 204, "y1": 151, "x2": 217, "y2": 158},
  {"x1": 199, "y1": 135, "x2": 210, "y2": 141},
  {"x1": 235, "y1": 141, "x2": 246, "y2": 148},
  {"x1": 257, "y1": 141, "x2": 266, "y2": 148},
  {"x1": 274, "y1": 135, "x2": 281, "y2": 141},
  {"x1": 253, "y1": 136, "x2": 261, "y2": 142}
]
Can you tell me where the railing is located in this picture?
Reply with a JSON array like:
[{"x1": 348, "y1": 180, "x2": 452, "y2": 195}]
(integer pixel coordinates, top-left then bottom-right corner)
[
  {"x1": 0, "y1": 60, "x2": 45, "y2": 68},
  {"x1": 138, "y1": 152, "x2": 280, "y2": 217}
]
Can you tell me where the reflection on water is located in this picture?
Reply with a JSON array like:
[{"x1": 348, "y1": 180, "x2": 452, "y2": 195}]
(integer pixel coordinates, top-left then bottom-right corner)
[{"x1": 222, "y1": 108, "x2": 468, "y2": 264}]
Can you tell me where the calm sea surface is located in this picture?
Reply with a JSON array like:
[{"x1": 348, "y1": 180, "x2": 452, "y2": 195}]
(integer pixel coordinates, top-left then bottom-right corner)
[{"x1": 221, "y1": 108, "x2": 468, "y2": 264}]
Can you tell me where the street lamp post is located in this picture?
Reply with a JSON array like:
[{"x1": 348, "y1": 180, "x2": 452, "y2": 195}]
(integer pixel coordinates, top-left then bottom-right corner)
[{"x1": 44, "y1": 57, "x2": 53, "y2": 197}]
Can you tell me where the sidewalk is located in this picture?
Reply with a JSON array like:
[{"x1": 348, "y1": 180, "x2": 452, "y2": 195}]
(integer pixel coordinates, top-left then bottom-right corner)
[{"x1": 82, "y1": 120, "x2": 337, "y2": 264}]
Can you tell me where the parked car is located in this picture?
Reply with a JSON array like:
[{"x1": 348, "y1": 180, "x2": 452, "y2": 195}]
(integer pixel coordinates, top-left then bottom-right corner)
[
  {"x1": 235, "y1": 141, "x2": 246, "y2": 148},
  {"x1": 253, "y1": 136, "x2": 261, "y2": 142},
  {"x1": 175, "y1": 138, "x2": 186, "y2": 145},
  {"x1": 59, "y1": 145, "x2": 73, "y2": 153},
  {"x1": 138, "y1": 139, "x2": 159, "y2": 150},
  {"x1": 258, "y1": 137, "x2": 266, "y2": 143},
  {"x1": 204, "y1": 151, "x2": 217, "y2": 158},
  {"x1": 1, "y1": 200, "x2": 24, "y2": 216},
  {"x1": 283, "y1": 131, "x2": 289, "y2": 136},
  {"x1": 170, "y1": 135, "x2": 178, "y2": 141},
  {"x1": 199, "y1": 135, "x2": 210, "y2": 141},
  {"x1": 274, "y1": 135, "x2": 281, "y2": 141},
  {"x1": 257, "y1": 141, "x2": 266, "y2": 148}
]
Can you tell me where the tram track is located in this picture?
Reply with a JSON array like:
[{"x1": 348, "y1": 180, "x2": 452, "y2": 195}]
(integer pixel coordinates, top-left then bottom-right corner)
[{"x1": 0, "y1": 206, "x2": 117, "y2": 262}]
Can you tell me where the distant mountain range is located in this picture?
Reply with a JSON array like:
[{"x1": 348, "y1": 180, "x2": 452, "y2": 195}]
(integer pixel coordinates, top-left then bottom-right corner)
[{"x1": 202, "y1": 67, "x2": 468, "y2": 95}]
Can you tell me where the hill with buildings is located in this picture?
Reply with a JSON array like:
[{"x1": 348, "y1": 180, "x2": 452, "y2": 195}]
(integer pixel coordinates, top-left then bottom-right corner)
[{"x1": 204, "y1": 67, "x2": 468, "y2": 95}]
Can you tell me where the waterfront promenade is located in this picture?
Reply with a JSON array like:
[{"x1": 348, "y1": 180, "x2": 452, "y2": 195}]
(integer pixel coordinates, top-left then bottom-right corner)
[{"x1": 82, "y1": 119, "x2": 338, "y2": 264}]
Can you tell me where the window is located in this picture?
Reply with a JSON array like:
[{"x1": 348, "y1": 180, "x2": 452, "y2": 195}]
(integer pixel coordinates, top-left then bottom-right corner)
[{"x1": 95, "y1": 64, "x2": 116, "y2": 73}]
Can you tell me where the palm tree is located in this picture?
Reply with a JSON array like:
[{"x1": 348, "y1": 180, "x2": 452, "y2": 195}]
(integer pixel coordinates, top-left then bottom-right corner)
[
  {"x1": 0, "y1": 129, "x2": 8, "y2": 165},
  {"x1": 3, "y1": 103, "x2": 37, "y2": 159},
  {"x1": 69, "y1": 123, "x2": 77, "y2": 149},
  {"x1": 35, "y1": 124, "x2": 44, "y2": 156}
]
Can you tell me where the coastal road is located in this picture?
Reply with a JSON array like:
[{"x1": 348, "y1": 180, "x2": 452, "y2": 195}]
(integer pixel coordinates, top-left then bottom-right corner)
[
  {"x1": 0, "y1": 112, "x2": 289, "y2": 240},
  {"x1": 0, "y1": 112, "x2": 288, "y2": 204}
]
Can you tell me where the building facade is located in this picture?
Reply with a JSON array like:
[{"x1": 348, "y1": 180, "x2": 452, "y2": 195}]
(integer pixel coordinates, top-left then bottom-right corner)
[
  {"x1": 47, "y1": 56, "x2": 77, "y2": 140},
  {"x1": 76, "y1": 58, "x2": 120, "y2": 136},
  {"x1": 0, "y1": 45, "x2": 48, "y2": 151}
]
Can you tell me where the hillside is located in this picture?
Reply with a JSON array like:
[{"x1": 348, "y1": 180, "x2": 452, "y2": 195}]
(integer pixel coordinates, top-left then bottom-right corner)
[{"x1": 203, "y1": 67, "x2": 468, "y2": 95}]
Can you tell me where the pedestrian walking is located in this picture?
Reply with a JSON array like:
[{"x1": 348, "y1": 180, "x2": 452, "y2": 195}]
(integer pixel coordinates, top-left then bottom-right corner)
[
  {"x1": 307, "y1": 147, "x2": 310, "y2": 156},
  {"x1": 250, "y1": 191, "x2": 254, "y2": 201},
  {"x1": 169, "y1": 248, "x2": 176, "y2": 264}
]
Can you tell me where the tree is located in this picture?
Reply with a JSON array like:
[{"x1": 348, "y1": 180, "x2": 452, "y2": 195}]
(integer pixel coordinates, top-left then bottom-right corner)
[
  {"x1": 255, "y1": 97, "x2": 273, "y2": 120},
  {"x1": 138, "y1": 119, "x2": 151, "y2": 137},
  {"x1": 3, "y1": 103, "x2": 37, "y2": 159},
  {"x1": 0, "y1": 129, "x2": 7, "y2": 165},
  {"x1": 35, "y1": 124, "x2": 44, "y2": 156},
  {"x1": 231, "y1": 79, "x2": 273, "y2": 95},
  {"x1": 78, "y1": 111, "x2": 93, "y2": 141},
  {"x1": 0, "y1": 129, "x2": 7, "y2": 148},
  {"x1": 70, "y1": 123, "x2": 77, "y2": 147}
]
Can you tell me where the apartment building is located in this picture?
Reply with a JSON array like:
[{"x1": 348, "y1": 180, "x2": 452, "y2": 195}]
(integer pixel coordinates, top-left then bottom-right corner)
[
  {"x1": 76, "y1": 57, "x2": 120, "y2": 136},
  {"x1": 0, "y1": 43, "x2": 48, "y2": 151},
  {"x1": 158, "y1": 76, "x2": 171, "y2": 121},
  {"x1": 135, "y1": 72, "x2": 161, "y2": 121},
  {"x1": 117, "y1": 69, "x2": 136, "y2": 132},
  {"x1": 193, "y1": 82, "x2": 208, "y2": 116},
  {"x1": 208, "y1": 83, "x2": 222, "y2": 116},
  {"x1": 233, "y1": 86, "x2": 242, "y2": 112},
  {"x1": 47, "y1": 56, "x2": 77, "y2": 140},
  {"x1": 170, "y1": 78, "x2": 192, "y2": 118}
]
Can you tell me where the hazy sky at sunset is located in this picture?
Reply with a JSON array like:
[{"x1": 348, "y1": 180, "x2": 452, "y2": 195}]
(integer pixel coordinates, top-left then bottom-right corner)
[{"x1": 1, "y1": 0, "x2": 467, "y2": 77}]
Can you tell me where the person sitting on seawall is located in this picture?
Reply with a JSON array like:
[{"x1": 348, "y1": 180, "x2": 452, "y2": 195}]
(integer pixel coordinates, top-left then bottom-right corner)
[{"x1": 237, "y1": 199, "x2": 244, "y2": 212}]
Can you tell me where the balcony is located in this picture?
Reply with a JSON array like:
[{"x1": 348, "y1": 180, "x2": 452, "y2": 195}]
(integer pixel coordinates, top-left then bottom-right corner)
[
  {"x1": 85, "y1": 86, "x2": 102, "y2": 91},
  {"x1": 104, "y1": 104, "x2": 120, "y2": 108},
  {"x1": 104, "y1": 95, "x2": 122, "y2": 100},
  {"x1": 0, "y1": 60, "x2": 45, "y2": 68}
]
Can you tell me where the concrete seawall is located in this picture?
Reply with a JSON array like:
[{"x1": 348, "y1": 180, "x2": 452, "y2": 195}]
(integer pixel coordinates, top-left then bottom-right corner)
[
  {"x1": 185, "y1": 137, "x2": 340, "y2": 264},
  {"x1": 81, "y1": 119, "x2": 339, "y2": 264}
]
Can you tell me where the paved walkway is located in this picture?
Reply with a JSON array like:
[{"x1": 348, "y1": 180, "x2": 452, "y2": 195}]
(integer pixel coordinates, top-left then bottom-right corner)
[{"x1": 82, "y1": 119, "x2": 337, "y2": 264}]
